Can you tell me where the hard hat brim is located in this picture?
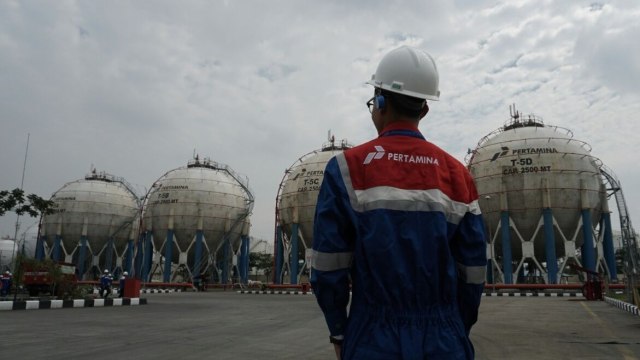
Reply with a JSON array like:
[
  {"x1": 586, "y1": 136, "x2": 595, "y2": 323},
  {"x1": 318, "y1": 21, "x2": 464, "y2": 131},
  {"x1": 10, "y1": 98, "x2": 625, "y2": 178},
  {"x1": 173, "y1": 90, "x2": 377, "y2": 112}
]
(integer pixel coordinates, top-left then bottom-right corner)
[{"x1": 366, "y1": 80, "x2": 440, "y2": 101}]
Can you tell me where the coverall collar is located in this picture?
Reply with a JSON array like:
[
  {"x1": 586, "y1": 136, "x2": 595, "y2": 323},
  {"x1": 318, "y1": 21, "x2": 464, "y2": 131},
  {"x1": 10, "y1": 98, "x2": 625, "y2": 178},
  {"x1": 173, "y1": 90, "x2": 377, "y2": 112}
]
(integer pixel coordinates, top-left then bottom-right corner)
[{"x1": 378, "y1": 121, "x2": 425, "y2": 140}]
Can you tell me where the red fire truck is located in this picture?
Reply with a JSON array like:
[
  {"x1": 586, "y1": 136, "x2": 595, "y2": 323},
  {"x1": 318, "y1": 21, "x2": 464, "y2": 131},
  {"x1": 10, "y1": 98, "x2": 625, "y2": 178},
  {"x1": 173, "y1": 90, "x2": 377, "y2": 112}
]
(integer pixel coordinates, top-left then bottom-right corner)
[{"x1": 22, "y1": 262, "x2": 78, "y2": 297}]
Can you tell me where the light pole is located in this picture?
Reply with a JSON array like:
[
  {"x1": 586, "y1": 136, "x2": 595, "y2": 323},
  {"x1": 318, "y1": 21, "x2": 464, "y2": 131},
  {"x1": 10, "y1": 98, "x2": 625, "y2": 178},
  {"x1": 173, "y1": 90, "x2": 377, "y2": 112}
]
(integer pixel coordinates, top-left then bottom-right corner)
[{"x1": 11, "y1": 133, "x2": 30, "y2": 302}]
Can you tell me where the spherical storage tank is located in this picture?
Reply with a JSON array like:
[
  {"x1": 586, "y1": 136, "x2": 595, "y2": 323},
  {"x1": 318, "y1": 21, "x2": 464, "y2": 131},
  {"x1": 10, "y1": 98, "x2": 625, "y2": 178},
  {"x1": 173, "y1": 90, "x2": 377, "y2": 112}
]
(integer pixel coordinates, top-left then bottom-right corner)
[
  {"x1": 275, "y1": 137, "x2": 351, "y2": 283},
  {"x1": 41, "y1": 170, "x2": 140, "y2": 279},
  {"x1": 0, "y1": 228, "x2": 38, "y2": 271},
  {"x1": 467, "y1": 109, "x2": 605, "y2": 283},
  {"x1": 142, "y1": 157, "x2": 253, "y2": 283},
  {"x1": 0, "y1": 239, "x2": 16, "y2": 271},
  {"x1": 0, "y1": 228, "x2": 38, "y2": 270}
]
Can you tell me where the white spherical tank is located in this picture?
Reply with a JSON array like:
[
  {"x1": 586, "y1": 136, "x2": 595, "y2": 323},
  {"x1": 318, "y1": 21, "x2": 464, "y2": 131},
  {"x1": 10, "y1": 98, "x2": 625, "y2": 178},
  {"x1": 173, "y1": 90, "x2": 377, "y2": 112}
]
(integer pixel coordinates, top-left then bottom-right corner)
[
  {"x1": 278, "y1": 140, "x2": 352, "y2": 248},
  {"x1": 20, "y1": 226, "x2": 38, "y2": 258},
  {"x1": 143, "y1": 157, "x2": 253, "y2": 265},
  {"x1": 41, "y1": 171, "x2": 140, "y2": 269},
  {"x1": 467, "y1": 114, "x2": 604, "y2": 262},
  {"x1": 21, "y1": 226, "x2": 39, "y2": 258},
  {"x1": 0, "y1": 239, "x2": 16, "y2": 270}
]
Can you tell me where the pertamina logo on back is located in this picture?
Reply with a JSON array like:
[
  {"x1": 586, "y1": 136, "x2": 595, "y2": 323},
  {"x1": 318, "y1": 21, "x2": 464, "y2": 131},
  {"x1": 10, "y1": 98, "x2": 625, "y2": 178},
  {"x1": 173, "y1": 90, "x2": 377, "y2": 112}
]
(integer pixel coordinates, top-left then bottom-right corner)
[
  {"x1": 363, "y1": 146, "x2": 386, "y2": 164},
  {"x1": 363, "y1": 145, "x2": 440, "y2": 166}
]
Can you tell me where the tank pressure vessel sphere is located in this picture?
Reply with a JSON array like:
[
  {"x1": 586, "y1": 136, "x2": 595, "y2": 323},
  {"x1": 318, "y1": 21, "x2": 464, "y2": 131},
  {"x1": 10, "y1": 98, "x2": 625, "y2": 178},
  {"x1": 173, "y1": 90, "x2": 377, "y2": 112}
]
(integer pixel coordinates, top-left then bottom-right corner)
[
  {"x1": 467, "y1": 111, "x2": 603, "y2": 260},
  {"x1": 0, "y1": 239, "x2": 16, "y2": 269},
  {"x1": 143, "y1": 157, "x2": 253, "y2": 263},
  {"x1": 42, "y1": 171, "x2": 140, "y2": 256},
  {"x1": 278, "y1": 138, "x2": 351, "y2": 248}
]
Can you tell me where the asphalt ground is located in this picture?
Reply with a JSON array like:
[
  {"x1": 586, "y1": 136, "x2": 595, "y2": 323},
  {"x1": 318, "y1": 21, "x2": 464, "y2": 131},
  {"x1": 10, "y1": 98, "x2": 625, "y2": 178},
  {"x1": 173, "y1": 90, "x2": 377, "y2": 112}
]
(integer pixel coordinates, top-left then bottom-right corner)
[{"x1": 1, "y1": 291, "x2": 639, "y2": 360}]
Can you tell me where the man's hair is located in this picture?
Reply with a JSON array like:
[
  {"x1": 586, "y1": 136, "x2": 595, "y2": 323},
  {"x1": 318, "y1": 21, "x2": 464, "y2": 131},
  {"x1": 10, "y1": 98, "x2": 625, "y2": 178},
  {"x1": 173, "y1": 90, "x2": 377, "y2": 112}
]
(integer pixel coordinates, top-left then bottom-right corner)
[{"x1": 380, "y1": 89, "x2": 426, "y2": 119}]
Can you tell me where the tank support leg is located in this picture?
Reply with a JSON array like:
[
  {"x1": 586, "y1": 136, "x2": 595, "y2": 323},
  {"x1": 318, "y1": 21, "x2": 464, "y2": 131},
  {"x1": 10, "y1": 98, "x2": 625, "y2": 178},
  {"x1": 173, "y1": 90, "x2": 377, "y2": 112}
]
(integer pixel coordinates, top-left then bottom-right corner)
[
  {"x1": 290, "y1": 223, "x2": 299, "y2": 285},
  {"x1": 275, "y1": 226, "x2": 284, "y2": 284},
  {"x1": 142, "y1": 232, "x2": 153, "y2": 282},
  {"x1": 581, "y1": 210, "x2": 596, "y2": 272},
  {"x1": 125, "y1": 239, "x2": 134, "y2": 275},
  {"x1": 222, "y1": 238, "x2": 230, "y2": 284},
  {"x1": 163, "y1": 230, "x2": 174, "y2": 283},
  {"x1": 602, "y1": 212, "x2": 617, "y2": 281},
  {"x1": 194, "y1": 230, "x2": 204, "y2": 282},
  {"x1": 501, "y1": 211, "x2": 513, "y2": 284},
  {"x1": 53, "y1": 234, "x2": 63, "y2": 262},
  {"x1": 543, "y1": 208, "x2": 558, "y2": 284},
  {"x1": 78, "y1": 236, "x2": 88, "y2": 280},
  {"x1": 105, "y1": 237, "x2": 114, "y2": 272},
  {"x1": 36, "y1": 235, "x2": 46, "y2": 260},
  {"x1": 134, "y1": 233, "x2": 144, "y2": 279},
  {"x1": 240, "y1": 235, "x2": 250, "y2": 284}
]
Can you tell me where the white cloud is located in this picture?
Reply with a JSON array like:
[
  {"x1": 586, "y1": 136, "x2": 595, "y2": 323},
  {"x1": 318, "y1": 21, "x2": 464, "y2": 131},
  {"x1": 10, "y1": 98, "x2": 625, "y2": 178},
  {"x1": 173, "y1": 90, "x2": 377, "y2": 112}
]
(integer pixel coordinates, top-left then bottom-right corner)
[{"x1": 1, "y1": 0, "x2": 639, "y2": 247}]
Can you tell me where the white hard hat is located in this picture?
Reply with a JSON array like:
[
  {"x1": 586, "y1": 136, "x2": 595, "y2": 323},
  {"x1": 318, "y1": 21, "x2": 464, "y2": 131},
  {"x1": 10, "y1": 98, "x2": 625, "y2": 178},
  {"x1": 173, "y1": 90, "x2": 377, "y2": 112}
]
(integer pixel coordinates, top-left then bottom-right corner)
[
  {"x1": 367, "y1": 45, "x2": 440, "y2": 101},
  {"x1": 4, "y1": 271, "x2": 9, "y2": 275},
  {"x1": 104, "y1": 269, "x2": 109, "y2": 273},
  {"x1": 123, "y1": 271, "x2": 128, "y2": 276}
]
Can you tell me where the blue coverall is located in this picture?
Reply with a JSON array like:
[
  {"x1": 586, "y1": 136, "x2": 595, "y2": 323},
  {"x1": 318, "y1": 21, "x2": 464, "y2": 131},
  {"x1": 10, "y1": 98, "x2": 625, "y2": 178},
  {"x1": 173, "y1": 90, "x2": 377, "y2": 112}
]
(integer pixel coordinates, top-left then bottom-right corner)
[
  {"x1": 311, "y1": 122, "x2": 487, "y2": 359},
  {"x1": 0, "y1": 274, "x2": 12, "y2": 296},
  {"x1": 100, "y1": 273, "x2": 113, "y2": 297}
]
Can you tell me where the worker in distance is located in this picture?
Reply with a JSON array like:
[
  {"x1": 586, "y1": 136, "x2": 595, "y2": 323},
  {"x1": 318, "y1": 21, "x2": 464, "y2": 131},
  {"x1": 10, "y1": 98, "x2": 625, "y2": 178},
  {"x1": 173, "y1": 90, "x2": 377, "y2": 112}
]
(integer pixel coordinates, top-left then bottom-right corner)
[
  {"x1": 99, "y1": 269, "x2": 113, "y2": 298},
  {"x1": 311, "y1": 45, "x2": 487, "y2": 359}
]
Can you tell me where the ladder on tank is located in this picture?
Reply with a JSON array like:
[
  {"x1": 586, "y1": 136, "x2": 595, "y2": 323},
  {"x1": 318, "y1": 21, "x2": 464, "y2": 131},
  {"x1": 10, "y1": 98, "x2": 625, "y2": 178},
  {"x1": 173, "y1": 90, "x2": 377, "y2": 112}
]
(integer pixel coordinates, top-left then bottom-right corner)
[{"x1": 600, "y1": 165, "x2": 640, "y2": 305}]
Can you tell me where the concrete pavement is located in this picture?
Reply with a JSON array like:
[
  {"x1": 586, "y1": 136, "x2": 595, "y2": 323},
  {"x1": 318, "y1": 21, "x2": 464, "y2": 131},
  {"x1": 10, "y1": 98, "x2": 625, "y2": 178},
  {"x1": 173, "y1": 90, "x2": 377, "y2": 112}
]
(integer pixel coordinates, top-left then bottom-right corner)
[{"x1": 1, "y1": 291, "x2": 639, "y2": 359}]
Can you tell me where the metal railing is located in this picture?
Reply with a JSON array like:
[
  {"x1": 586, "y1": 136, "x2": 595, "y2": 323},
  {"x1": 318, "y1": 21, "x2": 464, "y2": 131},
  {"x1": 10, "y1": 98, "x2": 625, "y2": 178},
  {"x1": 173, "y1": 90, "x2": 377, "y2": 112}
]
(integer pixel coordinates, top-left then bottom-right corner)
[{"x1": 600, "y1": 164, "x2": 640, "y2": 305}]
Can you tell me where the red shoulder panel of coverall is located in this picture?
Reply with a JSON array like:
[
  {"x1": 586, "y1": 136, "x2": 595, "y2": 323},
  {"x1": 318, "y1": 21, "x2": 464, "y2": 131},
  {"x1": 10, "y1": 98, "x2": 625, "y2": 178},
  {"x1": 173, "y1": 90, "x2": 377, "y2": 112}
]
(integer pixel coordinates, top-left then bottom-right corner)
[{"x1": 343, "y1": 127, "x2": 478, "y2": 204}]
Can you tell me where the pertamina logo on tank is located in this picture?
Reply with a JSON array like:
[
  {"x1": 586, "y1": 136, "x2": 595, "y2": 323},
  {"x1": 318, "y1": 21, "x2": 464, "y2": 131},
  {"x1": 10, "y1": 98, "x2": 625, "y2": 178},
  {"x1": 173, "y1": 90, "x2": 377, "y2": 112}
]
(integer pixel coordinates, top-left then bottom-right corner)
[{"x1": 490, "y1": 146, "x2": 558, "y2": 162}]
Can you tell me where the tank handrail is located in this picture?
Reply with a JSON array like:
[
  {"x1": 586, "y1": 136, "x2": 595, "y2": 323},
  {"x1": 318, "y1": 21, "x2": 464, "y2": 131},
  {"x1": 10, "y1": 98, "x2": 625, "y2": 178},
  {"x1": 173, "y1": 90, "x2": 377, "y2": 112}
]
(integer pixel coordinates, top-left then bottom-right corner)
[
  {"x1": 55, "y1": 174, "x2": 141, "y2": 207},
  {"x1": 600, "y1": 164, "x2": 621, "y2": 186},
  {"x1": 474, "y1": 122, "x2": 575, "y2": 149},
  {"x1": 156, "y1": 157, "x2": 255, "y2": 213},
  {"x1": 471, "y1": 136, "x2": 592, "y2": 161},
  {"x1": 106, "y1": 213, "x2": 141, "y2": 239},
  {"x1": 217, "y1": 165, "x2": 255, "y2": 215},
  {"x1": 140, "y1": 158, "x2": 255, "y2": 235},
  {"x1": 502, "y1": 113, "x2": 545, "y2": 131},
  {"x1": 321, "y1": 138, "x2": 353, "y2": 151},
  {"x1": 187, "y1": 157, "x2": 252, "y2": 193},
  {"x1": 600, "y1": 164, "x2": 640, "y2": 302},
  {"x1": 83, "y1": 170, "x2": 140, "y2": 204}
]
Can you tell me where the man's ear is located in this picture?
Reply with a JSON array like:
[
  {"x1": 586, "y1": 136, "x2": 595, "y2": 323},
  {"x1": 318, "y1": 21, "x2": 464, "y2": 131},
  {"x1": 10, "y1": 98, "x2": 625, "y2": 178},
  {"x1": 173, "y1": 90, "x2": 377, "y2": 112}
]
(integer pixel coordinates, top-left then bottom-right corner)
[{"x1": 419, "y1": 103, "x2": 429, "y2": 119}]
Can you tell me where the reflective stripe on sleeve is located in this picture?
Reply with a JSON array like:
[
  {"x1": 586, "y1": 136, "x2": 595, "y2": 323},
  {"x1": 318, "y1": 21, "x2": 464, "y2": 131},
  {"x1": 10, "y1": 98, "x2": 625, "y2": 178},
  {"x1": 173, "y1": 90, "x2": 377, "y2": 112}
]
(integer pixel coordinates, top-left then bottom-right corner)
[
  {"x1": 457, "y1": 262, "x2": 486, "y2": 284},
  {"x1": 312, "y1": 250, "x2": 353, "y2": 272}
]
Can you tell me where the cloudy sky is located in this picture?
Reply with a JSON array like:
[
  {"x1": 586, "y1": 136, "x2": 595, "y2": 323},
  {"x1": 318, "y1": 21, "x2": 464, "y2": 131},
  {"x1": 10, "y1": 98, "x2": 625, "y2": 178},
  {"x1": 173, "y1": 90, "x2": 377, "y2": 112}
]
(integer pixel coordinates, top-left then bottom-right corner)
[{"x1": 1, "y1": 0, "x2": 639, "y2": 246}]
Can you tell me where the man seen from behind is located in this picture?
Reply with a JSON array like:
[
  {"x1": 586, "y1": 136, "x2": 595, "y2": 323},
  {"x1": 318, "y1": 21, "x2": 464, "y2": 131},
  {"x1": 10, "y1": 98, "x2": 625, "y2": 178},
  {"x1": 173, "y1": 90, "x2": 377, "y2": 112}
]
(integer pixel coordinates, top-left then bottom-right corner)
[{"x1": 311, "y1": 46, "x2": 487, "y2": 360}]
